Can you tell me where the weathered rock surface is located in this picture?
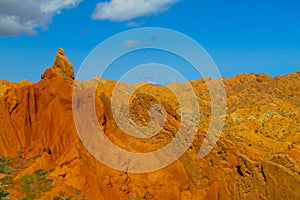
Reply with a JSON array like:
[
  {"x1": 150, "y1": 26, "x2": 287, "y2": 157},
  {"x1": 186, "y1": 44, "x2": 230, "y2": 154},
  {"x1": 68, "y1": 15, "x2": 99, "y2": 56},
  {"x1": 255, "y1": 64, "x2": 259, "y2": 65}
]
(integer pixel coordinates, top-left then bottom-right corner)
[{"x1": 0, "y1": 49, "x2": 299, "y2": 199}]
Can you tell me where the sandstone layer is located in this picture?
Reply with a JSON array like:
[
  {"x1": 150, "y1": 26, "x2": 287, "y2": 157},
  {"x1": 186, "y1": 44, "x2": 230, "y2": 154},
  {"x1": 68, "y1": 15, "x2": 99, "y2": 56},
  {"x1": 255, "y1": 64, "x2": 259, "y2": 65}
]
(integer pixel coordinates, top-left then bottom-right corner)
[{"x1": 0, "y1": 49, "x2": 299, "y2": 199}]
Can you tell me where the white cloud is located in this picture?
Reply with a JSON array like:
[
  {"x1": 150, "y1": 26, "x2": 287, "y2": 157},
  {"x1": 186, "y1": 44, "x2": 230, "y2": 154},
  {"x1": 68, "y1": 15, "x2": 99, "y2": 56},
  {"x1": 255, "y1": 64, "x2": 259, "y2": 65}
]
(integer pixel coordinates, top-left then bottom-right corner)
[
  {"x1": 92, "y1": 0, "x2": 180, "y2": 22},
  {"x1": 123, "y1": 39, "x2": 140, "y2": 48},
  {"x1": 0, "y1": 0, "x2": 83, "y2": 36},
  {"x1": 41, "y1": 0, "x2": 83, "y2": 13},
  {"x1": 0, "y1": 0, "x2": 180, "y2": 36},
  {"x1": 122, "y1": 36, "x2": 159, "y2": 48},
  {"x1": 126, "y1": 21, "x2": 144, "y2": 28}
]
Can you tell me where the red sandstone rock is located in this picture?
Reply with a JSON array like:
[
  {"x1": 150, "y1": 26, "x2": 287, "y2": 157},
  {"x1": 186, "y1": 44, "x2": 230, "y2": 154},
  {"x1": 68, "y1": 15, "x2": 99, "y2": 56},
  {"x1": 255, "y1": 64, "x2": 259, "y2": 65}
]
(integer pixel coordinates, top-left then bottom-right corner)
[{"x1": 0, "y1": 49, "x2": 299, "y2": 199}]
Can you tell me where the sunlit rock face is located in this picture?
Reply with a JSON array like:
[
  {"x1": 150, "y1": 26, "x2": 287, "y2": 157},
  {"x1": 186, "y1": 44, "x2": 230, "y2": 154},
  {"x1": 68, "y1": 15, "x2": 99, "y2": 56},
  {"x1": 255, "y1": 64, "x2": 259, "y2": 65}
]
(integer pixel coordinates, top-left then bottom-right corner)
[{"x1": 0, "y1": 50, "x2": 299, "y2": 199}]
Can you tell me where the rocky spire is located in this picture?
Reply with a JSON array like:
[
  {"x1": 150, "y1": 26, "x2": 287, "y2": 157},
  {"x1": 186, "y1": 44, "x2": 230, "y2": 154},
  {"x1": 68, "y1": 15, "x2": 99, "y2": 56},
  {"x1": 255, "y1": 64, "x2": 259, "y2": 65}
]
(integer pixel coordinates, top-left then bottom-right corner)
[
  {"x1": 41, "y1": 48, "x2": 75, "y2": 80},
  {"x1": 53, "y1": 48, "x2": 75, "y2": 80}
]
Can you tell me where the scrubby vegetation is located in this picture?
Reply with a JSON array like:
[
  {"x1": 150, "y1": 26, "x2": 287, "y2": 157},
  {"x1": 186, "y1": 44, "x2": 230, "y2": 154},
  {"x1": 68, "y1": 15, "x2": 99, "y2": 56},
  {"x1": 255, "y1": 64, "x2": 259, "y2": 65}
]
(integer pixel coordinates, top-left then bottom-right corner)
[
  {"x1": 18, "y1": 169, "x2": 53, "y2": 199},
  {"x1": 0, "y1": 157, "x2": 14, "y2": 199},
  {"x1": 53, "y1": 191, "x2": 72, "y2": 200},
  {"x1": 0, "y1": 189, "x2": 9, "y2": 198},
  {"x1": 0, "y1": 157, "x2": 15, "y2": 175}
]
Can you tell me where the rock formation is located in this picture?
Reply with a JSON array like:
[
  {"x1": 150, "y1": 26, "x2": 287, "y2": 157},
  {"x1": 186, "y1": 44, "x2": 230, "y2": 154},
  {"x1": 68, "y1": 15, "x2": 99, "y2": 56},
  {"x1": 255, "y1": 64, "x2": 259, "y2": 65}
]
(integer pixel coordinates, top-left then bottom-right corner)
[
  {"x1": 0, "y1": 49, "x2": 299, "y2": 199},
  {"x1": 41, "y1": 48, "x2": 74, "y2": 81}
]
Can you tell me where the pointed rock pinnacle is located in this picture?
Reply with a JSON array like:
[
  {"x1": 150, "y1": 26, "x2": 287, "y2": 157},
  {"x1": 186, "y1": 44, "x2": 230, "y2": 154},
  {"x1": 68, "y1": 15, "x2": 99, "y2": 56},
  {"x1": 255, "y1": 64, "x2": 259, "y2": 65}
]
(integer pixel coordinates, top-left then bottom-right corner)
[{"x1": 53, "y1": 48, "x2": 75, "y2": 80}]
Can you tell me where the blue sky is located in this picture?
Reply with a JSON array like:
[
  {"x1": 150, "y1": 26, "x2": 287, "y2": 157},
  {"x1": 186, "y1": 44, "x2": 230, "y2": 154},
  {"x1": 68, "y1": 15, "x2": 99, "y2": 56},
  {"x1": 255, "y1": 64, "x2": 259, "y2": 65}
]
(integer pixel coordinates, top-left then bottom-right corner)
[{"x1": 0, "y1": 0, "x2": 300, "y2": 82}]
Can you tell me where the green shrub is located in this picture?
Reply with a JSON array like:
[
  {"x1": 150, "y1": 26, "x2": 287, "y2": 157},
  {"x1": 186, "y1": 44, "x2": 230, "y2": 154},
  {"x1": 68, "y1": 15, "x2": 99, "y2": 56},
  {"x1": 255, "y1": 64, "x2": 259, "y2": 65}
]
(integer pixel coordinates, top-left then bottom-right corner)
[
  {"x1": 19, "y1": 169, "x2": 53, "y2": 199},
  {"x1": 0, "y1": 157, "x2": 15, "y2": 174},
  {"x1": 0, "y1": 175, "x2": 13, "y2": 190},
  {"x1": 0, "y1": 189, "x2": 9, "y2": 198},
  {"x1": 53, "y1": 191, "x2": 71, "y2": 200}
]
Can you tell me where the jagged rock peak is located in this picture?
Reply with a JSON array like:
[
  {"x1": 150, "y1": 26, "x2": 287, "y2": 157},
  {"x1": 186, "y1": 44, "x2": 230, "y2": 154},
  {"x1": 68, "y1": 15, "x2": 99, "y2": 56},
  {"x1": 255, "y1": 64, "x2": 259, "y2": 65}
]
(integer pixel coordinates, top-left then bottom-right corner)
[
  {"x1": 41, "y1": 48, "x2": 75, "y2": 80},
  {"x1": 53, "y1": 48, "x2": 75, "y2": 80}
]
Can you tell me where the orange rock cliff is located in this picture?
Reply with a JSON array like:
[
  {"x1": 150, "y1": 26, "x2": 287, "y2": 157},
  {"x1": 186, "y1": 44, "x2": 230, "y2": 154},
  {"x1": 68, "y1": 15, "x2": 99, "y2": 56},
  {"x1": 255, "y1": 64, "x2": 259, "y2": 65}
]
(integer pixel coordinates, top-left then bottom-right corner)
[{"x1": 0, "y1": 49, "x2": 299, "y2": 199}]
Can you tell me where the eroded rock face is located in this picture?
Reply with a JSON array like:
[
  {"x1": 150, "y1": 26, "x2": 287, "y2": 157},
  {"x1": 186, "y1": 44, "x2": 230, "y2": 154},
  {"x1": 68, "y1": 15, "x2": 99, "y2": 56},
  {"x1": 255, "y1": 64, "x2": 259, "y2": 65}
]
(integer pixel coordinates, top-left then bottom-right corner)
[
  {"x1": 0, "y1": 49, "x2": 299, "y2": 199},
  {"x1": 0, "y1": 80, "x2": 32, "y2": 97},
  {"x1": 41, "y1": 48, "x2": 74, "y2": 80}
]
